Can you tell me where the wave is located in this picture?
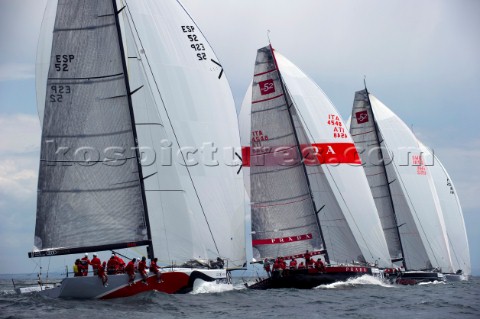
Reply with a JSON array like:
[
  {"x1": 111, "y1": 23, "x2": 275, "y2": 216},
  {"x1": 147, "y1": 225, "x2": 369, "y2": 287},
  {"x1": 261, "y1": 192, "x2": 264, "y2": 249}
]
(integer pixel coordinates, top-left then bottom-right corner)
[
  {"x1": 418, "y1": 280, "x2": 446, "y2": 286},
  {"x1": 190, "y1": 280, "x2": 242, "y2": 294},
  {"x1": 315, "y1": 275, "x2": 394, "y2": 289}
]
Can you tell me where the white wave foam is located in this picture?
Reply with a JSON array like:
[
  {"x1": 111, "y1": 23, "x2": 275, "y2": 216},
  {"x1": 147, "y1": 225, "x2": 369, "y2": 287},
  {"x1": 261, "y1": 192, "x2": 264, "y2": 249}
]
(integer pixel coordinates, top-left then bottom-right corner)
[
  {"x1": 190, "y1": 280, "x2": 235, "y2": 294},
  {"x1": 315, "y1": 275, "x2": 393, "y2": 289},
  {"x1": 418, "y1": 280, "x2": 446, "y2": 286}
]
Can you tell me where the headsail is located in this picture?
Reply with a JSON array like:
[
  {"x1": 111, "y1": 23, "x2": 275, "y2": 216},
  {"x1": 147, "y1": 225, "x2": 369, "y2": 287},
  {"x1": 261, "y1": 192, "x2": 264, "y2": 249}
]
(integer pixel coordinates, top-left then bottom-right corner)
[
  {"x1": 122, "y1": 0, "x2": 245, "y2": 268},
  {"x1": 418, "y1": 142, "x2": 471, "y2": 275},
  {"x1": 32, "y1": 0, "x2": 150, "y2": 257},
  {"x1": 368, "y1": 93, "x2": 453, "y2": 272}
]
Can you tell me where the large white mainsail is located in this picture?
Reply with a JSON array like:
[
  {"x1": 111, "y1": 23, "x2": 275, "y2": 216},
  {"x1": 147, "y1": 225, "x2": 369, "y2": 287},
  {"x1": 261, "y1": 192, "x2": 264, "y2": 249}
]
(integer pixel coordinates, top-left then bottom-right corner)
[
  {"x1": 366, "y1": 93, "x2": 453, "y2": 272},
  {"x1": 32, "y1": 0, "x2": 245, "y2": 269},
  {"x1": 418, "y1": 142, "x2": 471, "y2": 275},
  {"x1": 240, "y1": 46, "x2": 391, "y2": 268}
]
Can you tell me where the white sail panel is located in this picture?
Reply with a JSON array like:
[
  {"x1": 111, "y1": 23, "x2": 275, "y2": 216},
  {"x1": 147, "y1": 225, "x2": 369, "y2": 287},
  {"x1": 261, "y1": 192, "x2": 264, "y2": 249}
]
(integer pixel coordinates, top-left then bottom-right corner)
[
  {"x1": 36, "y1": 0, "x2": 57, "y2": 125},
  {"x1": 125, "y1": 0, "x2": 245, "y2": 268},
  {"x1": 419, "y1": 142, "x2": 471, "y2": 275},
  {"x1": 274, "y1": 52, "x2": 392, "y2": 268},
  {"x1": 370, "y1": 94, "x2": 453, "y2": 272},
  {"x1": 239, "y1": 83, "x2": 252, "y2": 197}
]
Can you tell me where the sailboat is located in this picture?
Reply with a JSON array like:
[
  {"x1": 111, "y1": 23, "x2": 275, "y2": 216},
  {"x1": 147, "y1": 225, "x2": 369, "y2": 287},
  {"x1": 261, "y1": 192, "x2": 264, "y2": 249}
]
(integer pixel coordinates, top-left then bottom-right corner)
[
  {"x1": 22, "y1": 0, "x2": 245, "y2": 299},
  {"x1": 239, "y1": 45, "x2": 392, "y2": 289},
  {"x1": 349, "y1": 88, "x2": 470, "y2": 284}
]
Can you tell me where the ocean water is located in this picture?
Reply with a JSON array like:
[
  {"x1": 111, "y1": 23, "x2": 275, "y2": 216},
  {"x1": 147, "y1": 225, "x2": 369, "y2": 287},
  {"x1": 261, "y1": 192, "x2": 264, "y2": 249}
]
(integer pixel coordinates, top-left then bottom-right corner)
[{"x1": 1, "y1": 274, "x2": 479, "y2": 319}]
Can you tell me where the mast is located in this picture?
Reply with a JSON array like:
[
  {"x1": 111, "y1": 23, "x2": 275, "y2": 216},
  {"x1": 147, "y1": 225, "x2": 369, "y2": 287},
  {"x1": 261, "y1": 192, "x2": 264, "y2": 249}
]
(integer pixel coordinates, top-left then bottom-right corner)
[
  {"x1": 364, "y1": 84, "x2": 406, "y2": 269},
  {"x1": 112, "y1": 0, "x2": 154, "y2": 259},
  {"x1": 270, "y1": 45, "x2": 330, "y2": 264}
]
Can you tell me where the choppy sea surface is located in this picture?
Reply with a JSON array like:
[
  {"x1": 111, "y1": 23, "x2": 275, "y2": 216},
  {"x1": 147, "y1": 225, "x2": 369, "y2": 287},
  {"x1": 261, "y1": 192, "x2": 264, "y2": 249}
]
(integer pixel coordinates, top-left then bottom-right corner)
[{"x1": 1, "y1": 273, "x2": 479, "y2": 319}]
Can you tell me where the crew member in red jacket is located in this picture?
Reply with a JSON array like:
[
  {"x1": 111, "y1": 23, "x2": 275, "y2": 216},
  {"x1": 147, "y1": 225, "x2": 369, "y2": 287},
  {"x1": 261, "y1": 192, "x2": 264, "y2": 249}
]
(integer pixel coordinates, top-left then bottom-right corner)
[
  {"x1": 304, "y1": 250, "x2": 311, "y2": 266},
  {"x1": 289, "y1": 259, "x2": 297, "y2": 270},
  {"x1": 150, "y1": 258, "x2": 163, "y2": 283},
  {"x1": 138, "y1": 256, "x2": 148, "y2": 285},
  {"x1": 81, "y1": 253, "x2": 90, "y2": 276},
  {"x1": 90, "y1": 253, "x2": 101, "y2": 276},
  {"x1": 315, "y1": 258, "x2": 325, "y2": 272},
  {"x1": 98, "y1": 261, "x2": 108, "y2": 287},
  {"x1": 107, "y1": 254, "x2": 118, "y2": 275},
  {"x1": 113, "y1": 253, "x2": 126, "y2": 273},
  {"x1": 125, "y1": 258, "x2": 136, "y2": 286}
]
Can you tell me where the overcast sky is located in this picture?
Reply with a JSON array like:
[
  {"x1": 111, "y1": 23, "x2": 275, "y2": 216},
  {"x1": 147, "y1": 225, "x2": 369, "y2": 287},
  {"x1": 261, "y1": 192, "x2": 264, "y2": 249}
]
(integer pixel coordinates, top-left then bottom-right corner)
[{"x1": 0, "y1": 0, "x2": 479, "y2": 275}]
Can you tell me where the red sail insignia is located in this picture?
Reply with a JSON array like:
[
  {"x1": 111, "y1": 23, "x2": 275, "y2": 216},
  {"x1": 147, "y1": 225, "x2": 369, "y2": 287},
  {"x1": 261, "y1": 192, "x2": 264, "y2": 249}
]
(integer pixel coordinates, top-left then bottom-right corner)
[
  {"x1": 355, "y1": 110, "x2": 369, "y2": 124},
  {"x1": 258, "y1": 79, "x2": 275, "y2": 95},
  {"x1": 252, "y1": 233, "x2": 312, "y2": 246}
]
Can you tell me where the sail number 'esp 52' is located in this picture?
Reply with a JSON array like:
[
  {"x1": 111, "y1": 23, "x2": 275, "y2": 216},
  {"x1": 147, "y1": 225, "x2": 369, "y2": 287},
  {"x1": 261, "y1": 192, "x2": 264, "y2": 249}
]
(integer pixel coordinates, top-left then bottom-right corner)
[
  {"x1": 50, "y1": 54, "x2": 75, "y2": 102},
  {"x1": 181, "y1": 25, "x2": 223, "y2": 79}
]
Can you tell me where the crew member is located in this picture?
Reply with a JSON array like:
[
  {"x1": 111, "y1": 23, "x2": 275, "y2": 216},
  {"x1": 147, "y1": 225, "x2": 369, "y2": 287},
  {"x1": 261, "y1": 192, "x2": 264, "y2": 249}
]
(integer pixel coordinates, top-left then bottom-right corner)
[
  {"x1": 73, "y1": 259, "x2": 82, "y2": 277},
  {"x1": 81, "y1": 253, "x2": 90, "y2": 276},
  {"x1": 125, "y1": 258, "x2": 136, "y2": 286},
  {"x1": 90, "y1": 253, "x2": 101, "y2": 276},
  {"x1": 107, "y1": 254, "x2": 118, "y2": 275},
  {"x1": 315, "y1": 258, "x2": 325, "y2": 272},
  {"x1": 289, "y1": 259, "x2": 297, "y2": 270},
  {"x1": 150, "y1": 257, "x2": 163, "y2": 283},
  {"x1": 138, "y1": 256, "x2": 148, "y2": 285},
  {"x1": 98, "y1": 261, "x2": 108, "y2": 287},
  {"x1": 263, "y1": 258, "x2": 271, "y2": 277}
]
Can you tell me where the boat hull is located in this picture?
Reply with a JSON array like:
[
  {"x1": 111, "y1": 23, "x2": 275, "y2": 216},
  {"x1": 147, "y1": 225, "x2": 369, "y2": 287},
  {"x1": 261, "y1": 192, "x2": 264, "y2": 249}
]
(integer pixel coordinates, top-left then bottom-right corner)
[
  {"x1": 247, "y1": 266, "x2": 377, "y2": 290},
  {"x1": 395, "y1": 271, "x2": 445, "y2": 285},
  {"x1": 23, "y1": 269, "x2": 227, "y2": 299}
]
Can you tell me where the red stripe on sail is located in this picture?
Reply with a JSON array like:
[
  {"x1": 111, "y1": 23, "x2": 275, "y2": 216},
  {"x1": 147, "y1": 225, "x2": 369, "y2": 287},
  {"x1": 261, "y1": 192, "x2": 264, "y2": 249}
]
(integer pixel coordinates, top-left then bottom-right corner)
[
  {"x1": 252, "y1": 233, "x2": 312, "y2": 246},
  {"x1": 241, "y1": 143, "x2": 361, "y2": 167},
  {"x1": 254, "y1": 68, "x2": 277, "y2": 77}
]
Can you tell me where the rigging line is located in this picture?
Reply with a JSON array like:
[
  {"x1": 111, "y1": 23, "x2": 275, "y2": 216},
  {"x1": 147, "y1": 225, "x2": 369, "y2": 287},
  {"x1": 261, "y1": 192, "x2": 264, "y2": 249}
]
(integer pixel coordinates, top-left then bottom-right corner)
[{"x1": 125, "y1": 2, "x2": 220, "y2": 255}]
